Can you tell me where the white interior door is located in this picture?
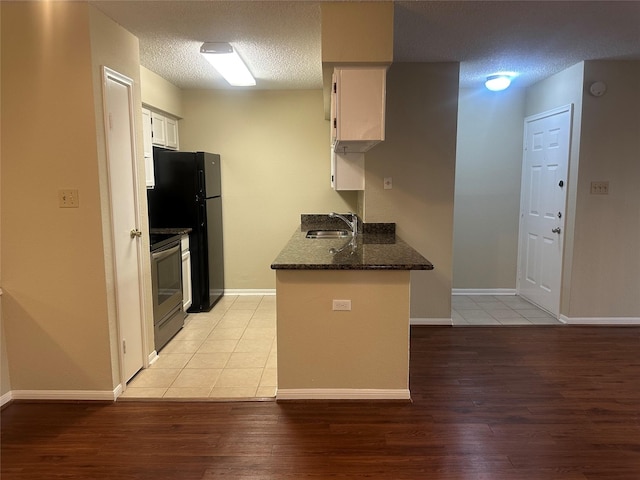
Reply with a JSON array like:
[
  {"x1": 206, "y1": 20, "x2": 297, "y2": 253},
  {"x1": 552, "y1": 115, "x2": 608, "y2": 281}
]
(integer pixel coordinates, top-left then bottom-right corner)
[
  {"x1": 518, "y1": 105, "x2": 572, "y2": 316},
  {"x1": 103, "y1": 67, "x2": 145, "y2": 384}
]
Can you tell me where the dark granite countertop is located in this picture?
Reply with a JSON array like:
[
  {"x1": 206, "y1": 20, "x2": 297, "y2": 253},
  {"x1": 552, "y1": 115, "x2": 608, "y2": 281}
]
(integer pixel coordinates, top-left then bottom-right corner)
[
  {"x1": 149, "y1": 227, "x2": 193, "y2": 236},
  {"x1": 271, "y1": 216, "x2": 433, "y2": 271}
]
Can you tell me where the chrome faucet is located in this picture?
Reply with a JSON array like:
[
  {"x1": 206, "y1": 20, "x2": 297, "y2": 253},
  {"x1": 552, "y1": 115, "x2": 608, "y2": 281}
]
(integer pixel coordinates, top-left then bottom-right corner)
[{"x1": 329, "y1": 212, "x2": 359, "y2": 237}]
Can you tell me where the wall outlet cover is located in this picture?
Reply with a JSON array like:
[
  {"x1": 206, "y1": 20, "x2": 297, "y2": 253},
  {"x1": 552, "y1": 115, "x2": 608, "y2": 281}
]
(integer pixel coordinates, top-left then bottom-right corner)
[
  {"x1": 332, "y1": 299, "x2": 352, "y2": 311},
  {"x1": 59, "y1": 189, "x2": 79, "y2": 208}
]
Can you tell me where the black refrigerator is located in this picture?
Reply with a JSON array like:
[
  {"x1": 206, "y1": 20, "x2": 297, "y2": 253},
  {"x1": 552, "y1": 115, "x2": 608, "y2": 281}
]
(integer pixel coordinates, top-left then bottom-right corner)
[{"x1": 147, "y1": 148, "x2": 224, "y2": 312}]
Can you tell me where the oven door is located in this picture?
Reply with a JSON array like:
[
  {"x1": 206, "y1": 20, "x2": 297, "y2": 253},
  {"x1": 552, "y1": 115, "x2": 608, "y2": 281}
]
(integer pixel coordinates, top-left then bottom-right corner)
[{"x1": 151, "y1": 242, "x2": 183, "y2": 322}]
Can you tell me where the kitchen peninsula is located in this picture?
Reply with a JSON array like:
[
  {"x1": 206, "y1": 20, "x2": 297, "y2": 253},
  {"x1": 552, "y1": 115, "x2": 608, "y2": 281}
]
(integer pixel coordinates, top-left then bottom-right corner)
[{"x1": 271, "y1": 215, "x2": 433, "y2": 401}]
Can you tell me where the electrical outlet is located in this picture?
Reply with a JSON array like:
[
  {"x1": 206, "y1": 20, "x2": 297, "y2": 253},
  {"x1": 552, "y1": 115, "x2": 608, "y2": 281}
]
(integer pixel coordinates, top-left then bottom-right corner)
[
  {"x1": 59, "y1": 189, "x2": 79, "y2": 208},
  {"x1": 384, "y1": 177, "x2": 393, "y2": 190},
  {"x1": 590, "y1": 181, "x2": 609, "y2": 195},
  {"x1": 332, "y1": 299, "x2": 351, "y2": 311}
]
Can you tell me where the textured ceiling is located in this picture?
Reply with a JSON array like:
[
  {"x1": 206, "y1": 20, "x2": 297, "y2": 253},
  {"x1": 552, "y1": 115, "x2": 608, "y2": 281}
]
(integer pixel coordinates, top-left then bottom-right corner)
[{"x1": 90, "y1": 0, "x2": 640, "y2": 90}]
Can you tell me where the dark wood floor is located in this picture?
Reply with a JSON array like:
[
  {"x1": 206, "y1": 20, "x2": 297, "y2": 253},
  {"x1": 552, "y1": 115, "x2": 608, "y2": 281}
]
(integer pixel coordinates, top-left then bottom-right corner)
[{"x1": 2, "y1": 326, "x2": 639, "y2": 479}]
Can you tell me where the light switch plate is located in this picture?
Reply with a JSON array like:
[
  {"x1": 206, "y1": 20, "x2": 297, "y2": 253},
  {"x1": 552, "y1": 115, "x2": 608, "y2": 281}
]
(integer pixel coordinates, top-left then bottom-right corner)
[
  {"x1": 590, "y1": 181, "x2": 609, "y2": 195},
  {"x1": 59, "y1": 189, "x2": 79, "y2": 208}
]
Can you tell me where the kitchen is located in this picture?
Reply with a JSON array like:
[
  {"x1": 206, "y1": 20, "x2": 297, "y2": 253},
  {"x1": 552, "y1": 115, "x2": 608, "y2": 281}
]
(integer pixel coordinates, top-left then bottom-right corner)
[{"x1": 2, "y1": 1, "x2": 639, "y2": 404}]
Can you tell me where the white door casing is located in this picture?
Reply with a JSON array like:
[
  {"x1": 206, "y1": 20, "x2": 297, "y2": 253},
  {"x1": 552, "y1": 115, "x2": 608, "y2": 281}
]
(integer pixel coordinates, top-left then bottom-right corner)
[
  {"x1": 517, "y1": 105, "x2": 572, "y2": 317},
  {"x1": 102, "y1": 67, "x2": 146, "y2": 385}
]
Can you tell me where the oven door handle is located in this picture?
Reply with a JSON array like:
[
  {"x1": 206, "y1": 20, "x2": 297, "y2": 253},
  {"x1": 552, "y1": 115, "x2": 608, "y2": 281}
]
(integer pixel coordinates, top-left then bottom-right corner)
[{"x1": 152, "y1": 244, "x2": 180, "y2": 262}]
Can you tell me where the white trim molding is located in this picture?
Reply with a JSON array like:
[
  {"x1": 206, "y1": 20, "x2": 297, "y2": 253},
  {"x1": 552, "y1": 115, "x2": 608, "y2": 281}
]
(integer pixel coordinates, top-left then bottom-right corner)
[
  {"x1": 559, "y1": 315, "x2": 640, "y2": 325},
  {"x1": 411, "y1": 317, "x2": 452, "y2": 326},
  {"x1": 1, "y1": 391, "x2": 12, "y2": 407},
  {"x1": 224, "y1": 289, "x2": 276, "y2": 296},
  {"x1": 276, "y1": 388, "x2": 411, "y2": 401},
  {"x1": 148, "y1": 350, "x2": 159, "y2": 366},
  {"x1": 9, "y1": 388, "x2": 120, "y2": 402},
  {"x1": 452, "y1": 288, "x2": 517, "y2": 296}
]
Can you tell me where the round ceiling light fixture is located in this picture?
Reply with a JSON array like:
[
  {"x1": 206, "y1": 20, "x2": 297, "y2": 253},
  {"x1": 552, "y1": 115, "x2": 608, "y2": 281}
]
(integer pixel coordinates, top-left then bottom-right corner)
[{"x1": 485, "y1": 74, "x2": 512, "y2": 91}]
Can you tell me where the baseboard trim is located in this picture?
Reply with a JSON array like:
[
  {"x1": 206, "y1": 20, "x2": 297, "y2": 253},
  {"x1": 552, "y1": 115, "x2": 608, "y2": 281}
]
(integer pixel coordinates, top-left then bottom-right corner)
[
  {"x1": 1, "y1": 391, "x2": 13, "y2": 407},
  {"x1": 9, "y1": 388, "x2": 120, "y2": 402},
  {"x1": 148, "y1": 350, "x2": 159, "y2": 366},
  {"x1": 452, "y1": 288, "x2": 516, "y2": 296},
  {"x1": 276, "y1": 388, "x2": 411, "y2": 401},
  {"x1": 411, "y1": 317, "x2": 452, "y2": 326},
  {"x1": 224, "y1": 289, "x2": 276, "y2": 296},
  {"x1": 559, "y1": 315, "x2": 640, "y2": 325}
]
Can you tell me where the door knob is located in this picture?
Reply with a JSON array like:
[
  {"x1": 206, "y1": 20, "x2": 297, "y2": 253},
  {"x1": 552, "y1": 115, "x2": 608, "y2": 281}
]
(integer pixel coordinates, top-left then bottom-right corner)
[
  {"x1": 130, "y1": 229, "x2": 142, "y2": 238},
  {"x1": 551, "y1": 227, "x2": 561, "y2": 234}
]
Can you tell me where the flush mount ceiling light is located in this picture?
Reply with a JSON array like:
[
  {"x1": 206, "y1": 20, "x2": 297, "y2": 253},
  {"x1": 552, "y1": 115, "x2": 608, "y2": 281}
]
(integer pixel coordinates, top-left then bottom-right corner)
[
  {"x1": 485, "y1": 74, "x2": 512, "y2": 91},
  {"x1": 200, "y1": 42, "x2": 256, "y2": 87}
]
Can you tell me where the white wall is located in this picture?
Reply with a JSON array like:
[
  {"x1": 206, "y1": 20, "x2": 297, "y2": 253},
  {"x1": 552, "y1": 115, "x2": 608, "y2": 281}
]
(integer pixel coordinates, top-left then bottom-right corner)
[
  {"x1": 453, "y1": 87, "x2": 526, "y2": 289},
  {"x1": 179, "y1": 89, "x2": 357, "y2": 290}
]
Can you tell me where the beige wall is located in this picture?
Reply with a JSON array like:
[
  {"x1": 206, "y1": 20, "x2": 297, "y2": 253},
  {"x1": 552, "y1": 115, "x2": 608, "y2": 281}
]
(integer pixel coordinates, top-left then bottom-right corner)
[
  {"x1": 179, "y1": 89, "x2": 357, "y2": 290},
  {"x1": 321, "y1": 2, "x2": 393, "y2": 64},
  {"x1": 276, "y1": 269, "x2": 410, "y2": 392},
  {"x1": 1, "y1": 2, "x2": 113, "y2": 391},
  {"x1": 453, "y1": 87, "x2": 526, "y2": 289},
  {"x1": 140, "y1": 65, "x2": 183, "y2": 118},
  {"x1": 0, "y1": 4, "x2": 9, "y2": 400},
  {"x1": 364, "y1": 63, "x2": 459, "y2": 319},
  {"x1": 568, "y1": 61, "x2": 640, "y2": 317},
  {"x1": 0, "y1": 310, "x2": 8, "y2": 399}
]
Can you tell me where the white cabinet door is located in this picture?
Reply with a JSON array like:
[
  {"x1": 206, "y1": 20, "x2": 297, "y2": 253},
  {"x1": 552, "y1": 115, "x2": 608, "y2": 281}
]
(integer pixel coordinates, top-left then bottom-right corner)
[
  {"x1": 165, "y1": 117, "x2": 179, "y2": 150},
  {"x1": 181, "y1": 235, "x2": 192, "y2": 311},
  {"x1": 141, "y1": 108, "x2": 154, "y2": 188},
  {"x1": 332, "y1": 66, "x2": 386, "y2": 153},
  {"x1": 151, "y1": 111, "x2": 166, "y2": 146},
  {"x1": 331, "y1": 149, "x2": 364, "y2": 191}
]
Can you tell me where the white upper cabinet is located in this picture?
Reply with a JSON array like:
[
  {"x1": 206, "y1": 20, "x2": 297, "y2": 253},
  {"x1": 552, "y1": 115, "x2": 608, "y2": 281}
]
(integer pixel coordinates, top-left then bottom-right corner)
[
  {"x1": 165, "y1": 117, "x2": 179, "y2": 150},
  {"x1": 331, "y1": 66, "x2": 387, "y2": 153},
  {"x1": 331, "y1": 149, "x2": 365, "y2": 191},
  {"x1": 144, "y1": 108, "x2": 180, "y2": 188},
  {"x1": 142, "y1": 108, "x2": 154, "y2": 188},
  {"x1": 150, "y1": 110, "x2": 179, "y2": 150},
  {"x1": 151, "y1": 111, "x2": 166, "y2": 146}
]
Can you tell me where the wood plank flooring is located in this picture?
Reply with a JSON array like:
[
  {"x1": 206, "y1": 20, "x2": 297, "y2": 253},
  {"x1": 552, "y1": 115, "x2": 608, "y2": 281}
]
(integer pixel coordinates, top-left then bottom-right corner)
[{"x1": 2, "y1": 326, "x2": 639, "y2": 479}]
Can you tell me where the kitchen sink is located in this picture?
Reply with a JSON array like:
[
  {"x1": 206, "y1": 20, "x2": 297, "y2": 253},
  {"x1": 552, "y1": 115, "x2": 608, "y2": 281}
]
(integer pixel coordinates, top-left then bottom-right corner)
[{"x1": 306, "y1": 229, "x2": 351, "y2": 239}]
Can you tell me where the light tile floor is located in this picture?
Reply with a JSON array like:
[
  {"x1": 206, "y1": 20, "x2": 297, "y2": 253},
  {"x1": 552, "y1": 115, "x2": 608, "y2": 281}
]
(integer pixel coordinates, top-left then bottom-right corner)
[
  {"x1": 122, "y1": 295, "x2": 277, "y2": 400},
  {"x1": 122, "y1": 294, "x2": 561, "y2": 401},
  {"x1": 452, "y1": 294, "x2": 564, "y2": 326}
]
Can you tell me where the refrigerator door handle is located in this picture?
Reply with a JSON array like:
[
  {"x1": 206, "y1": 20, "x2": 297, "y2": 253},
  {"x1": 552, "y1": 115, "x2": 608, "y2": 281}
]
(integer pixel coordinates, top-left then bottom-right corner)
[
  {"x1": 198, "y1": 170, "x2": 205, "y2": 197},
  {"x1": 199, "y1": 204, "x2": 206, "y2": 227}
]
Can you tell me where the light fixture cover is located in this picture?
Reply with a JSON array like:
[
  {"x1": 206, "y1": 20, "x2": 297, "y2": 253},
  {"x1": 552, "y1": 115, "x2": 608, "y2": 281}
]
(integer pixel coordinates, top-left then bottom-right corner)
[
  {"x1": 200, "y1": 42, "x2": 256, "y2": 87},
  {"x1": 485, "y1": 74, "x2": 512, "y2": 91}
]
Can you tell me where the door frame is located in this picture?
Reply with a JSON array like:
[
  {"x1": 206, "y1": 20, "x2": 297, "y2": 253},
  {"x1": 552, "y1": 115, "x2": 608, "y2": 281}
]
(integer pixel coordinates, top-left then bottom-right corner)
[
  {"x1": 516, "y1": 104, "x2": 573, "y2": 317},
  {"x1": 101, "y1": 66, "x2": 149, "y2": 391}
]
